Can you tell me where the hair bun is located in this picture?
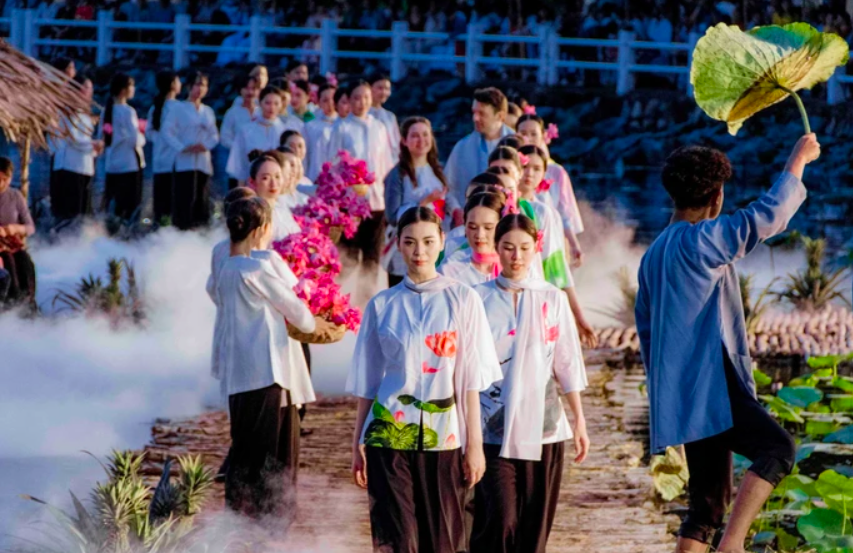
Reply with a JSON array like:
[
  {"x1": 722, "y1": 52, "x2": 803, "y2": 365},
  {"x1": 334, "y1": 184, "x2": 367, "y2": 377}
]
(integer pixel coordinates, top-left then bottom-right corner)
[{"x1": 247, "y1": 149, "x2": 265, "y2": 162}]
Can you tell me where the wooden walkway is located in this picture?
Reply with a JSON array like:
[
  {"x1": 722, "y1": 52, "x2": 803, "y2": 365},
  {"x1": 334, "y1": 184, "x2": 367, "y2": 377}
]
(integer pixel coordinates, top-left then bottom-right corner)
[{"x1": 140, "y1": 364, "x2": 678, "y2": 551}]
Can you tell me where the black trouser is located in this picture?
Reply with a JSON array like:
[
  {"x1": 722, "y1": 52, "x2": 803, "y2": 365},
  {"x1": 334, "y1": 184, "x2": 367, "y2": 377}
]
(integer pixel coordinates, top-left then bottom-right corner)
[
  {"x1": 366, "y1": 447, "x2": 467, "y2": 553},
  {"x1": 471, "y1": 442, "x2": 565, "y2": 553},
  {"x1": 152, "y1": 172, "x2": 173, "y2": 223},
  {"x1": 298, "y1": 341, "x2": 311, "y2": 422},
  {"x1": 228, "y1": 177, "x2": 239, "y2": 191},
  {"x1": 226, "y1": 384, "x2": 300, "y2": 519},
  {"x1": 51, "y1": 169, "x2": 92, "y2": 220},
  {"x1": 679, "y1": 354, "x2": 796, "y2": 544},
  {"x1": 0, "y1": 250, "x2": 36, "y2": 308},
  {"x1": 103, "y1": 170, "x2": 143, "y2": 221},
  {"x1": 172, "y1": 171, "x2": 210, "y2": 230},
  {"x1": 0, "y1": 267, "x2": 11, "y2": 303}
]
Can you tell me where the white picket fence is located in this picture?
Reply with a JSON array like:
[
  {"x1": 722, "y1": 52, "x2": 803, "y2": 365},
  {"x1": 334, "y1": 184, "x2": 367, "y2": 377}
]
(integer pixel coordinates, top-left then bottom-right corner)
[{"x1": 3, "y1": 9, "x2": 852, "y2": 103}]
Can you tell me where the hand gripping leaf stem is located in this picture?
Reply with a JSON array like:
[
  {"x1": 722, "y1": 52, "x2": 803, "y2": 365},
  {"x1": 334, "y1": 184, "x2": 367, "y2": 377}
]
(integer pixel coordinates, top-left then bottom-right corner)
[{"x1": 691, "y1": 22, "x2": 849, "y2": 135}]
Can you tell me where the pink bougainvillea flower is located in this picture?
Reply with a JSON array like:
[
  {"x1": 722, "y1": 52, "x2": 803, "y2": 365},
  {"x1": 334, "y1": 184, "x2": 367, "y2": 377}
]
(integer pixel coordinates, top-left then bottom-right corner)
[
  {"x1": 422, "y1": 361, "x2": 440, "y2": 374},
  {"x1": 544, "y1": 123, "x2": 559, "y2": 145},
  {"x1": 536, "y1": 178, "x2": 553, "y2": 194},
  {"x1": 394, "y1": 410, "x2": 405, "y2": 423},
  {"x1": 425, "y1": 331, "x2": 458, "y2": 357},
  {"x1": 523, "y1": 105, "x2": 537, "y2": 115},
  {"x1": 518, "y1": 153, "x2": 530, "y2": 166}
]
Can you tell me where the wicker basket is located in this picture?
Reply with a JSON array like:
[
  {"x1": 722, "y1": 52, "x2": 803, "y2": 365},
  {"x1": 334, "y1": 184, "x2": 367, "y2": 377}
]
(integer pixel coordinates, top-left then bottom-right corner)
[
  {"x1": 328, "y1": 225, "x2": 343, "y2": 244},
  {"x1": 351, "y1": 184, "x2": 370, "y2": 197},
  {"x1": 287, "y1": 316, "x2": 346, "y2": 344}
]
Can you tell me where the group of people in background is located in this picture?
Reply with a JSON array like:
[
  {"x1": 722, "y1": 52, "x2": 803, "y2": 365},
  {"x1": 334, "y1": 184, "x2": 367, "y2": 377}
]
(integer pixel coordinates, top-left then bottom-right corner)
[{"x1": 184, "y1": 58, "x2": 599, "y2": 552}]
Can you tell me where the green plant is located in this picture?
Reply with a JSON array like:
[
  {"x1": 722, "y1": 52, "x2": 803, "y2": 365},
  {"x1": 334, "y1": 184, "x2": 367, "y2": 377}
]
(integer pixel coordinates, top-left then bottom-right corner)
[
  {"x1": 691, "y1": 22, "x2": 849, "y2": 135},
  {"x1": 740, "y1": 273, "x2": 779, "y2": 332},
  {"x1": 775, "y1": 236, "x2": 851, "y2": 312},
  {"x1": 17, "y1": 450, "x2": 213, "y2": 553},
  {"x1": 594, "y1": 266, "x2": 637, "y2": 327},
  {"x1": 52, "y1": 258, "x2": 145, "y2": 325}
]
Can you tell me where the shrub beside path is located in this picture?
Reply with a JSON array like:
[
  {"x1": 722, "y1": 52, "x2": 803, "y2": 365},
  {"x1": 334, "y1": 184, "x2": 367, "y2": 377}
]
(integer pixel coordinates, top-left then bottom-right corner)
[{"x1": 140, "y1": 363, "x2": 678, "y2": 551}]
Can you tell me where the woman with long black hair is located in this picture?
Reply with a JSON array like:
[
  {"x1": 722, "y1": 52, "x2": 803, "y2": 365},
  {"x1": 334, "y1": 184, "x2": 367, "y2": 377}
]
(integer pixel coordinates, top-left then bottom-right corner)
[
  {"x1": 162, "y1": 71, "x2": 219, "y2": 230},
  {"x1": 145, "y1": 70, "x2": 181, "y2": 223},
  {"x1": 99, "y1": 73, "x2": 145, "y2": 221}
]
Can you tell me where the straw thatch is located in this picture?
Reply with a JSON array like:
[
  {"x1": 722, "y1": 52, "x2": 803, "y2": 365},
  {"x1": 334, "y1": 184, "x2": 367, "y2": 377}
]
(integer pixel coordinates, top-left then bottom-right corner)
[{"x1": 0, "y1": 39, "x2": 93, "y2": 198}]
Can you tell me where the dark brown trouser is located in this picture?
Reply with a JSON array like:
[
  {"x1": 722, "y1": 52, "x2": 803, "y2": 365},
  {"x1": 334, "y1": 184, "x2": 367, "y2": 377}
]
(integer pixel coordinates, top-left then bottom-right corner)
[
  {"x1": 471, "y1": 442, "x2": 565, "y2": 553},
  {"x1": 103, "y1": 170, "x2": 143, "y2": 221},
  {"x1": 51, "y1": 169, "x2": 92, "y2": 220},
  {"x1": 172, "y1": 170, "x2": 210, "y2": 230},
  {"x1": 366, "y1": 447, "x2": 467, "y2": 553},
  {"x1": 152, "y1": 172, "x2": 173, "y2": 223},
  {"x1": 0, "y1": 249, "x2": 36, "y2": 308},
  {"x1": 226, "y1": 384, "x2": 300, "y2": 520}
]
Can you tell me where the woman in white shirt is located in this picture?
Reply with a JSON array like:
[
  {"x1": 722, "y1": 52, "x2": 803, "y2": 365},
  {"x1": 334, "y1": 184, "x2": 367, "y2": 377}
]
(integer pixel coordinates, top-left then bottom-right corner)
[
  {"x1": 145, "y1": 71, "x2": 181, "y2": 223},
  {"x1": 382, "y1": 116, "x2": 453, "y2": 287},
  {"x1": 304, "y1": 83, "x2": 338, "y2": 181},
  {"x1": 516, "y1": 114, "x2": 585, "y2": 266},
  {"x1": 438, "y1": 191, "x2": 505, "y2": 287},
  {"x1": 245, "y1": 150, "x2": 299, "y2": 242},
  {"x1": 276, "y1": 148, "x2": 310, "y2": 211},
  {"x1": 214, "y1": 195, "x2": 315, "y2": 517},
  {"x1": 221, "y1": 75, "x2": 259, "y2": 190},
  {"x1": 162, "y1": 72, "x2": 219, "y2": 230},
  {"x1": 348, "y1": 206, "x2": 501, "y2": 553},
  {"x1": 226, "y1": 86, "x2": 287, "y2": 185},
  {"x1": 99, "y1": 73, "x2": 145, "y2": 221},
  {"x1": 279, "y1": 130, "x2": 313, "y2": 190},
  {"x1": 470, "y1": 213, "x2": 589, "y2": 553},
  {"x1": 51, "y1": 74, "x2": 102, "y2": 220}
]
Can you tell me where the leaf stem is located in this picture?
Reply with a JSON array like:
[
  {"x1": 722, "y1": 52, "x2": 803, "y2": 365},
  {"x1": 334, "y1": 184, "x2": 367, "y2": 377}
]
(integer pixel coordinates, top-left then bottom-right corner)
[{"x1": 781, "y1": 87, "x2": 811, "y2": 134}]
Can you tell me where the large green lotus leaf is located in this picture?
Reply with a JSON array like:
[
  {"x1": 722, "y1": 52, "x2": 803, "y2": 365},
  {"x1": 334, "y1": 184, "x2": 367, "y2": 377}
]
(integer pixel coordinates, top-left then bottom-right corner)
[
  {"x1": 691, "y1": 22, "x2": 849, "y2": 135},
  {"x1": 797, "y1": 507, "x2": 852, "y2": 543}
]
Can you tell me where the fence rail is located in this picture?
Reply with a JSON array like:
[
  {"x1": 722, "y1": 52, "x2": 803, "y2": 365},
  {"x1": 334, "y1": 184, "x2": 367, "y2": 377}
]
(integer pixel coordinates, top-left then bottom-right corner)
[{"x1": 4, "y1": 9, "x2": 850, "y2": 103}]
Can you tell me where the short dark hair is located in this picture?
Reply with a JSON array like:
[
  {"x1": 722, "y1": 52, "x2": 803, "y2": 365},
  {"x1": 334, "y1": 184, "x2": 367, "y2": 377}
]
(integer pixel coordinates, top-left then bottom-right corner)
[
  {"x1": 473, "y1": 87, "x2": 508, "y2": 114},
  {"x1": 369, "y1": 74, "x2": 391, "y2": 85},
  {"x1": 259, "y1": 85, "x2": 285, "y2": 102},
  {"x1": 319, "y1": 82, "x2": 337, "y2": 96},
  {"x1": 0, "y1": 156, "x2": 12, "y2": 176},
  {"x1": 495, "y1": 214, "x2": 538, "y2": 244},
  {"x1": 397, "y1": 206, "x2": 443, "y2": 236},
  {"x1": 488, "y1": 145, "x2": 521, "y2": 171},
  {"x1": 464, "y1": 191, "x2": 505, "y2": 222},
  {"x1": 497, "y1": 134, "x2": 524, "y2": 150},
  {"x1": 662, "y1": 146, "x2": 732, "y2": 209},
  {"x1": 292, "y1": 79, "x2": 310, "y2": 94},
  {"x1": 507, "y1": 102, "x2": 523, "y2": 117},
  {"x1": 279, "y1": 129, "x2": 303, "y2": 147},
  {"x1": 347, "y1": 80, "x2": 370, "y2": 96},
  {"x1": 286, "y1": 60, "x2": 308, "y2": 73},
  {"x1": 333, "y1": 87, "x2": 348, "y2": 104}
]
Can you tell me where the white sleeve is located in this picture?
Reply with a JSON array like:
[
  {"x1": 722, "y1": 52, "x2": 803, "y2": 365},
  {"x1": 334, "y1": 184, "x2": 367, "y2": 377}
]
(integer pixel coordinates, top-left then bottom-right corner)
[
  {"x1": 226, "y1": 129, "x2": 247, "y2": 179},
  {"x1": 552, "y1": 291, "x2": 587, "y2": 393},
  {"x1": 345, "y1": 297, "x2": 384, "y2": 399},
  {"x1": 456, "y1": 290, "x2": 502, "y2": 392},
  {"x1": 246, "y1": 261, "x2": 315, "y2": 333},
  {"x1": 220, "y1": 107, "x2": 237, "y2": 149},
  {"x1": 161, "y1": 104, "x2": 187, "y2": 153},
  {"x1": 202, "y1": 107, "x2": 219, "y2": 151}
]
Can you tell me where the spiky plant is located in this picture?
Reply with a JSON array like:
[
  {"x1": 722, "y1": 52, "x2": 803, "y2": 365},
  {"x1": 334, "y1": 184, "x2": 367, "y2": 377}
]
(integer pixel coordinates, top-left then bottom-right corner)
[
  {"x1": 739, "y1": 273, "x2": 778, "y2": 332},
  {"x1": 775, "y1": 236, "x2": 850, "y2": 311},
  {"x1": 16, "y1": 451, "x2": 214, "y2": 553},
  {"x1": 51, "y1": 258, "x2": 146, "y2": 326},
  {"x1": 593, "y1": 266, "x2": 638, "y2": 327}
]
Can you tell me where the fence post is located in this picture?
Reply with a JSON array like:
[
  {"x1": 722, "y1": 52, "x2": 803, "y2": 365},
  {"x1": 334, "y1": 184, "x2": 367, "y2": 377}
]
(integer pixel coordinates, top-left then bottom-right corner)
[
  {"x1": 96, "y1": 10, "x2": 112, "y2": 66},
  {"x1": 686, "y1": 31, "x2": 699, "y2": 98},
  {"x1": 319, "y1": 18, "x2": 337, "y2": 75},
  {"x1": 616, "y1": 30, "x2": 634, "y2": 96},
  {"x1": 536, "y1": 25, "x2": 550, "y2": 86},
  {"x1": 21, "y1": 9, "x2": 35, "y2": 57},
  {"x1": 173, "y1": 13, "x2": 190, "y2": 70},
  {"x1": 249, "y1": 15, "x2": 264, "y2": 63},
  {"x1": 10, "y1": 9, "x2": 24, "y2": 51},
  {"x1": 390, "y1": 21, "x2": 408, "y2": 82},
  {"x1": 547, "y1": 29, "x2": 559, "y2": 86},
  {"x1": 464, "y1": 23, "x2": 480, "y2": 84}
]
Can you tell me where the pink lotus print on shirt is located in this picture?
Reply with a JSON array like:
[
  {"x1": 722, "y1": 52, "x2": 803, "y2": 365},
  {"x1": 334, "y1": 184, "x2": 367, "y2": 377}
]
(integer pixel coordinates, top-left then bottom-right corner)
[{"x1": 425, "y1": 330, "x2": 458, "y2": 357}]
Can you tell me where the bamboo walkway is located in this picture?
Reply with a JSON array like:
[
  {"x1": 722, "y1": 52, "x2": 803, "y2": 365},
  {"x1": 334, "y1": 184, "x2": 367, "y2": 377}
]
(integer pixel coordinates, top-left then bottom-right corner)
[{"x1": 140, "y1": 362, "x2": 678, "y2": 551}]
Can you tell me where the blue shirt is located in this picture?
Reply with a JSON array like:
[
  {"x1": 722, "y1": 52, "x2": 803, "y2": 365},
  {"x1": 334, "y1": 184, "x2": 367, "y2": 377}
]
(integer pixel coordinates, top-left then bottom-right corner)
[
  {"x1": 635, "y1": 172, "x2": 806, "y2": 453},
  {"x1": 444, "y1": 125, "x2": 515, "y2": 210}
]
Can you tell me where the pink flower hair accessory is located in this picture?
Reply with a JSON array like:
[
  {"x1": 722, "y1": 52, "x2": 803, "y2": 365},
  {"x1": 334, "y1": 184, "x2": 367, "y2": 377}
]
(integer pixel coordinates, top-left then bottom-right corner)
[
  {"x1": 518, "y1": 153, "x2": 530, "y2": 166},
  {"x1": 325, "y1": 72, "x2": 338, "y2": 87},
  {"x1": 523, "y1": 105, "x2": 537, "y2": 115},
  {"x1": 544, "y1": 123, "x2": 559, "y2": 145},
  {"x1": 536, "y1": 178, "x2": 553, "y2": 194},
  {"x1": 309, "y1": 83, "x2": 319, "y2": 105}
]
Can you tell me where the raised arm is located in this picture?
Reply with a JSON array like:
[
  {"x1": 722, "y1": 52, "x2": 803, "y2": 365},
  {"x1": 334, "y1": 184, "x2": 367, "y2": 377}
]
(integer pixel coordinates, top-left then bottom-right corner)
[
  {"x1": 693, "y1": 134, "x2": 819, "y2": 270},
  {"x1": 383, "y1": 166, "x2": 405, "y2": 227},
  {"x1": 247, "y1": 262, "x2": 315, "y2": 333}
]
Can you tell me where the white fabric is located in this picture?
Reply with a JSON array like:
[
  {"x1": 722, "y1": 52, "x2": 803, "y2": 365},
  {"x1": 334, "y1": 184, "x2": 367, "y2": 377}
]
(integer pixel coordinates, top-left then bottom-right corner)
[
  {"x1": 220, "y1": 101, "x2": 258, "y2": 150},
  {"x1": 327, "y1": 113, "x2": 394, "y2": 211},
  {"x1": 475, "y1": 276, "x2": 587, "y2": 461},
  {"x1": 145, "y1": 100, "x2": 180, "y2": 174},
  {"x1": 162, "y1": 101, "x2": 219, "y2": 175},
  {"x1": 226, "y1": 117, "x2": 286, "y2": 180},
  {"x1": 53, "y1": 112, "x2": 97, "y2": 176},
  {"x1": 279, "y1": 190, "x2": 310, "y2": 211},
  {"x1": 271, "y1": 199, "x2": 302, "y2": 242},
  {"x1": 215, "y1": 254, "x2": 316, "y2": 403},
  {"x1": 100, "y1": 104, "x2": 145, "y2": 173},
  {"x1": 369, "y1": 106, "x2": 401, "y2": 161},
  {"x1": 304, "y1": 113, "x2": 338, "y2": 181},
  {"x1": 346, "y1": 275, "x2": 501, "y2": 452},
  {"x1": 438, "y1": 249, "x2": 496, "y2": 287},
  {"x1": 543, "y1": 162, "x2": 584, "y2": 235},
  {"x1": 442, "y1": 226, "x2": 467, "y2": 259},
  {"x1": 279, "y1": 113, "x2": 305, "y2": 134}
]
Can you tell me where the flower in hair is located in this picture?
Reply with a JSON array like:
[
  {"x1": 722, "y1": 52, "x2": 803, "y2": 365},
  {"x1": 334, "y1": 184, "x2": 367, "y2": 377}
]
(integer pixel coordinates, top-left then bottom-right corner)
[
  {"x1": 523, "y1": 105, "x2": 537, "y2": 115},
  {"x1": 102, "y1": 123, "x2": 113, "y2": 135},
  {"x1": 309, "y1": 83, "x2": 319, "y2": 105},
  {"x1": 544, "y1": 123, "x2": 559, "y2": 145},
  {"x1": 325, "y1": 72, "x2": 338, "y2": 87},
  {"x1": 535, "y1": 230, "x2": 544, "y2": 253},
  {"x1": 536, "y1": 178, "x2": 553, "y2": 194},
  {"x1": 518, "y1": 153, "x2": 530, "y2": 166}
]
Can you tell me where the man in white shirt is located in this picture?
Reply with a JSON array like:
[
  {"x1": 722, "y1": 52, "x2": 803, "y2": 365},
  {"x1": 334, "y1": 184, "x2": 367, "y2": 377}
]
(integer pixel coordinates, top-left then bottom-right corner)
[
  {"x1": 327, "y1": 81, "x2": 393, "y2": 269},
  {"x1": 369, "y1": 74, "x2": 401, "y2": 162},
  {"x1": 444, "y1": 87, "x2": 514, "y2": 227}
]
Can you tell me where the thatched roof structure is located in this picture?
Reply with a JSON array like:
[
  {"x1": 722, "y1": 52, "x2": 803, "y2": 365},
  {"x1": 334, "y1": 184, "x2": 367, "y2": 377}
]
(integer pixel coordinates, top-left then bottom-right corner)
[{"x1": 0, "y1": 39, "x2": 93, "y2": 197}]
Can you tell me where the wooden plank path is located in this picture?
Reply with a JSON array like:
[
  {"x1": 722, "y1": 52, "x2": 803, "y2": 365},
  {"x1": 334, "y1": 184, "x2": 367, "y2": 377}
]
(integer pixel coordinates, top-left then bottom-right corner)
[{"x1": 140, "y1": 364, "x2": 679, "y2": 551}]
